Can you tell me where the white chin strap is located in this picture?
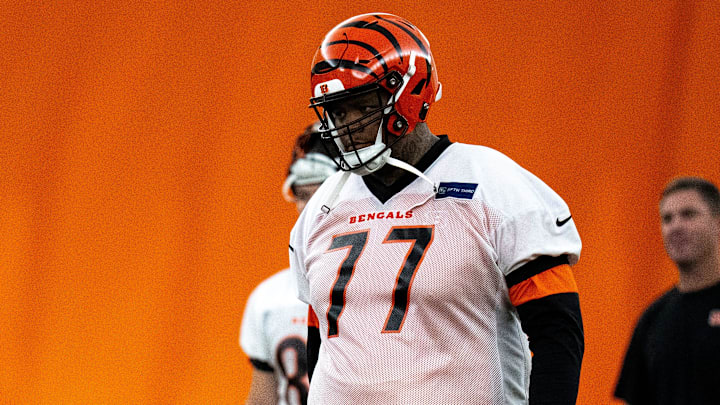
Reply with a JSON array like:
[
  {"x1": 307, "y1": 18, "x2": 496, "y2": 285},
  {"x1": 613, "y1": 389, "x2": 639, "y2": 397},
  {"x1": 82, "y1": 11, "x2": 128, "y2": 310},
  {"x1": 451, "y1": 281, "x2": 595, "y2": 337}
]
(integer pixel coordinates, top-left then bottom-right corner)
[
  {"x1": 386, "y1": 157, "x2": 437, "y2": 193},
  {"x1": 339, "y1": 139, "x2": 391, "y2": 176}
]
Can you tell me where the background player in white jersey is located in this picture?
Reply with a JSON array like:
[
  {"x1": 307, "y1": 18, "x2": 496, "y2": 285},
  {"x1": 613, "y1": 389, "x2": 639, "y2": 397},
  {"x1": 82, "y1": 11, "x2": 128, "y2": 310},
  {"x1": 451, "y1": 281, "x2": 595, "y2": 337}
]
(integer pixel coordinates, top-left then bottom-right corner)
[
  {"x1": 240, "y1": 123, "x2": 337, "y2": 405},
  {"x1": 290, "y1": 13, "x2": 584, "y2": 404}
]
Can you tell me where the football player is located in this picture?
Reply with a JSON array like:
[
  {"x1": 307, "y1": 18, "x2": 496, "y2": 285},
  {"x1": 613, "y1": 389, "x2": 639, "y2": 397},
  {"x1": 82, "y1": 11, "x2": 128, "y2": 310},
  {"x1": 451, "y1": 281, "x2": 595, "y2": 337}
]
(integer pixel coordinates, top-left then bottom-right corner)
[
  {"x1": 290, "y1": 13, "x2": 584, "y2": 404},
  {"x1": 240, "y1": 122, "x2": 338, "y2": 405}
]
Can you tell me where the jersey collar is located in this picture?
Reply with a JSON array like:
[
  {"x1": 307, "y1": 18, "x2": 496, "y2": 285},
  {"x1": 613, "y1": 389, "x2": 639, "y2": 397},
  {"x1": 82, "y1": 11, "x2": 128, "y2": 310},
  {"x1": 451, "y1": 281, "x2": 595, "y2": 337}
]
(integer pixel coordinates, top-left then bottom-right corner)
[{"x1": 362, "y1": 135, "x2": 452, "y2": 204}]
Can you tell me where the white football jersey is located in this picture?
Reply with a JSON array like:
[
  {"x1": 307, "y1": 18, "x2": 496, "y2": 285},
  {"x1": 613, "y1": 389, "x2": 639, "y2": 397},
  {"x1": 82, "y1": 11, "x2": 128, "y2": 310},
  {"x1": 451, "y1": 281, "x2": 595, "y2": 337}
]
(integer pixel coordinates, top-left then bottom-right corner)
[
  {"x1": 289, "y1": 139, "x2": 581, "y2": 405},
  {"x1": 240, "y1": 269, "x2": 309, "y2": 405}
]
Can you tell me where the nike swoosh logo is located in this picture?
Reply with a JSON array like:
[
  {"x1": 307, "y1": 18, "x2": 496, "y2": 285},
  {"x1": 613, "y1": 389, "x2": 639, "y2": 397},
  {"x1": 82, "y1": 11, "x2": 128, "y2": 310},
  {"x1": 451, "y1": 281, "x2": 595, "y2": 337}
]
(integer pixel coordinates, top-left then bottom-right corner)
[{"x1": 556, "y1": 215, "x2": 572, "y2": 227}]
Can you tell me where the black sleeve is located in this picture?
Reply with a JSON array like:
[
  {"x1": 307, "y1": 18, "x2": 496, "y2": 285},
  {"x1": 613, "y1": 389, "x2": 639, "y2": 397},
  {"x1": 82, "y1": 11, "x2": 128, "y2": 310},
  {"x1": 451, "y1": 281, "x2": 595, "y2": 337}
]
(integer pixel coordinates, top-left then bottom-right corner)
[
  {"x1": 614, "y1": 318, "x2": 650, "y2": 405},
  {"x1": 307, "y1": 324, "x2": 321, "y2": 382},
  {"x1": 516, "y1": 292, "x2": 584, "y2": 405},
  {"x1": 249, "y1": 357, "x2": 274, "y2": 372}
]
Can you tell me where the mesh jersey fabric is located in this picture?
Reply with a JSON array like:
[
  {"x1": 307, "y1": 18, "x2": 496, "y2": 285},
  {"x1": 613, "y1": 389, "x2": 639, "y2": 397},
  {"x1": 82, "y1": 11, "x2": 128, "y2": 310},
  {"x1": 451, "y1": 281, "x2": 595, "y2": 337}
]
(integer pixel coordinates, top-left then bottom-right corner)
[
  {"x1": 240, "y1": 268, "x2": 309, "y2": 405},
  {"x1": 290, "y1": 142, "x2": 582, "y2": 405}
]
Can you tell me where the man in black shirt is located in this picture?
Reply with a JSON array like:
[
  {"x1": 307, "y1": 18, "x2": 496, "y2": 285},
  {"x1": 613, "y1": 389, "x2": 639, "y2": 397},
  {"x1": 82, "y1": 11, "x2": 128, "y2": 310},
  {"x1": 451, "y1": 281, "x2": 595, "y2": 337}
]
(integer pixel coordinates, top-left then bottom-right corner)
[{"x1": 615, "y1": 176, "x2": 720, "y2": 405}]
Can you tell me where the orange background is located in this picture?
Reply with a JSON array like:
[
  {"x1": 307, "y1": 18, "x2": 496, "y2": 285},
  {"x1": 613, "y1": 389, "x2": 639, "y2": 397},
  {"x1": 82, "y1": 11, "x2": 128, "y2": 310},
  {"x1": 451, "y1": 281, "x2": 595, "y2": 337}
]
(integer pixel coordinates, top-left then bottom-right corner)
[{"x1": 2, "y1": 1, "x2": 719, "y2": 403}]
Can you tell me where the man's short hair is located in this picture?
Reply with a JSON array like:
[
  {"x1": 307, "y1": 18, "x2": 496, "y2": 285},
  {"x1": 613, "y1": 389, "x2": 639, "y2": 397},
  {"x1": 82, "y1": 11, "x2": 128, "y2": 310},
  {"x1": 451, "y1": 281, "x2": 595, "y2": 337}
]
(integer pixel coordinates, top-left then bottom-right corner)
[{"x1": 662, "y1": 176, "x2": 720, "y2": 216}]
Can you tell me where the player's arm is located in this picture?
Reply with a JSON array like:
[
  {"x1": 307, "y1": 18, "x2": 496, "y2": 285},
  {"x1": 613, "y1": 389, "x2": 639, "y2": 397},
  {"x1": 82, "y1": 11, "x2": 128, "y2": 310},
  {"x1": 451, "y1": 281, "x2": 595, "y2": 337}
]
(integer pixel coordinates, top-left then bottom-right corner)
[
  {"x1": 240, "y1": 286, "x2": 278, "y2": 405},
  {"x1": 506, "y1": 255, "x2": 584, "y2": 405},
  {"x1": 306, "y1": 305, "x2": 321, "y2": 382},
  {"x1": 245, "y1": 363, "x2": 279, "y2": 405}
]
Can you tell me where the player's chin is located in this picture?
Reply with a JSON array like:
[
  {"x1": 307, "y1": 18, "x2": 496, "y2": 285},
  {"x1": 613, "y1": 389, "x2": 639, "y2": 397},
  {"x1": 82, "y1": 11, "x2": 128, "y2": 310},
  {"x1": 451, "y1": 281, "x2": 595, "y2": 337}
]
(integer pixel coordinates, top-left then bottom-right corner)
[{"x1": 669, "y1": 250, "x2": 697, "y2": 268}]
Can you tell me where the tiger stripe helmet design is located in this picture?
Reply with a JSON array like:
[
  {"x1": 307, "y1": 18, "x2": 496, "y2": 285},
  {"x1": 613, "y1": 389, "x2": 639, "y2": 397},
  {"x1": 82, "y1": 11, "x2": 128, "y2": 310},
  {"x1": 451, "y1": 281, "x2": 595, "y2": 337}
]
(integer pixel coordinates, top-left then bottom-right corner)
[{"x1": 309, "y1": 13, "x2": 442, "y2": 174}]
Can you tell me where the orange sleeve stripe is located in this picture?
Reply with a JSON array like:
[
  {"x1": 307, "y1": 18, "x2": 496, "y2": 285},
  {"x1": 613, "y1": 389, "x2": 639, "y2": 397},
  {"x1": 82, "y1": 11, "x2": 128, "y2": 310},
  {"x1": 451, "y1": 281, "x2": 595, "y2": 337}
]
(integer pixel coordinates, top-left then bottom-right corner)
[
  {"x1": 508, "y1": 264, "x2": 578, "y2": 307},
  {"x1": 307, "y1": 305, "x2": 319, "y2": 328}
]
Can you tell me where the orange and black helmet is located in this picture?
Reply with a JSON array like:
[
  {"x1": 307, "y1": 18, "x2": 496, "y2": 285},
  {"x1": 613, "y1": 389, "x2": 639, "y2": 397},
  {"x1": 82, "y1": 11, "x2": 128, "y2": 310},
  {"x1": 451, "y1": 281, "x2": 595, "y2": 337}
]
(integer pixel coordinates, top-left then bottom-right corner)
[{"x1": 309, "y1": 13, "x2": 441, "y2": 142}]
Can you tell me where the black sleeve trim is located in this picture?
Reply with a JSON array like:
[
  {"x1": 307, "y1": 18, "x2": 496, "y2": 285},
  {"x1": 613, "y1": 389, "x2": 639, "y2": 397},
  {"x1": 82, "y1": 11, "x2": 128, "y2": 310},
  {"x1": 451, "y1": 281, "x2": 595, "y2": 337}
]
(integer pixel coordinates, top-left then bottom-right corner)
[
  {"x1": 249, "y1": 358, "x2": 274, "y2": 372},
  {"x1": 517, "y1": 292, "x2": 584, "y2": 405},
  {"x1": 307, "y1": 325, "x2": 321, "y2": 382},
  {"x1": 505, "y1": 254, "x2": 570, "y2": 288}
]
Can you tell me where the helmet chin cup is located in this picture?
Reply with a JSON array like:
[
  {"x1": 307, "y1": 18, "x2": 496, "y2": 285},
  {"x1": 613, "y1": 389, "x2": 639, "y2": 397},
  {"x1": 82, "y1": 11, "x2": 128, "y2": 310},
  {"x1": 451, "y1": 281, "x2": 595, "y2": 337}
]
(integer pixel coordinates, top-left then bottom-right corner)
[{"x1": 340, "y1": 143, "x2": 391, "y2": 176}]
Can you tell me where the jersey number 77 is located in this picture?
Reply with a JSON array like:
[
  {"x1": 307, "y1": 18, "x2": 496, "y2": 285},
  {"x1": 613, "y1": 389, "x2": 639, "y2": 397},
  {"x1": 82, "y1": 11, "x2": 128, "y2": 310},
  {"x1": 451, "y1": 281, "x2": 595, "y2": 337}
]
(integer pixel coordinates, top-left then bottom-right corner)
[{"x1": 324, "y1": 225, "x2": 435, "y2": 337}]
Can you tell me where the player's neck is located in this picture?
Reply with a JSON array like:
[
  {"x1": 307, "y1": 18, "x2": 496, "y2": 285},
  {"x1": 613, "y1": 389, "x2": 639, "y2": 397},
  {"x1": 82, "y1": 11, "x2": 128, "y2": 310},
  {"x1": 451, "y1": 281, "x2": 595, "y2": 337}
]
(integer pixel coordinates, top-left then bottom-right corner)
[
  {"x1": 677, "y1": 250, "x2": 720, "y2": 293},
  {"x1": 369, "y1": 125, "x2": 439, "y2": 187}
]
